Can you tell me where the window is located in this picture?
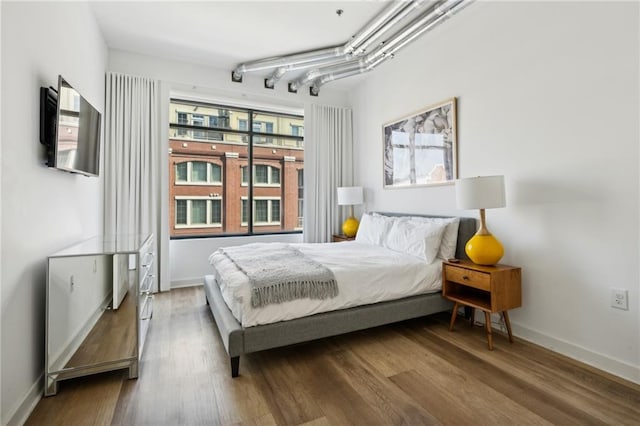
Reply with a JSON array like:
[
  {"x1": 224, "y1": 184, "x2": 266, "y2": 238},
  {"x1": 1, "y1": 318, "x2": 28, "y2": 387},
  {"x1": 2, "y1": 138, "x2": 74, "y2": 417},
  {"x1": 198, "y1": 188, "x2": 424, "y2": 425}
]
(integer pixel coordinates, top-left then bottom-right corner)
[
  {"x1": 297, "y1": 169, "x2": 304, "y2": 229},
  {"x1": 176, "y1": 162, "x2": 188, "y2": 182},
  {"x1": 175, "y1": 161, "x2": 222, "y2": 185},
  {"x1": 242, "y1": 198, "x2": 280, "y2": 225},
  {"x1": 169, "y1": 99, "x2": 303, "y2": 237},
  {"x1": 191, "y1": 162, "x2": 207, "y2": 182},
  {"x1": 191, "y1": 200, "x2": 207, "y2": 224},
  {"x1": 271, "y1": 167, "x2": 280, "y2": 184},
  {"x1": 177, "y1": 112, "x2": 187, "y2": 136},
  {"x1": 192, "y1": 114, "x2": 205, "y2": 139},
  {"x1": 176, "y1": 199, "x2": 187, "y2": 225},
  {"x1": 174, "y1": 197, "x2": 222, "y2": 228},
  {"x1": 255, "y1": 165, "x2": 268, "y2": 184},
  {"x1": 241, "y1": 165, "x2": 280, "y2": 186}
]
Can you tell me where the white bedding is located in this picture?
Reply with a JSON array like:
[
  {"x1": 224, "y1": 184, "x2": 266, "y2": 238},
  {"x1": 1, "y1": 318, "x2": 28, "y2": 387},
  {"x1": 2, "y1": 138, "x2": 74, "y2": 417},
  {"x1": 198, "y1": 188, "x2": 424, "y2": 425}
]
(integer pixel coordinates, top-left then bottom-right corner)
[{"x1": 208, "y1": 241, "x2": 443, "y2": 327}]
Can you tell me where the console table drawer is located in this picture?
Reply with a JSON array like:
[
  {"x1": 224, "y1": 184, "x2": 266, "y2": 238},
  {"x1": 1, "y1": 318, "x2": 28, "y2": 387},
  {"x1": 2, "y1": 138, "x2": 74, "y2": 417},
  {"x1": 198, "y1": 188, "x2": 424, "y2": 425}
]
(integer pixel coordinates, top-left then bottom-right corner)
[{"x1": 444, "y1": 265, "x2": 490, "y2": 291}]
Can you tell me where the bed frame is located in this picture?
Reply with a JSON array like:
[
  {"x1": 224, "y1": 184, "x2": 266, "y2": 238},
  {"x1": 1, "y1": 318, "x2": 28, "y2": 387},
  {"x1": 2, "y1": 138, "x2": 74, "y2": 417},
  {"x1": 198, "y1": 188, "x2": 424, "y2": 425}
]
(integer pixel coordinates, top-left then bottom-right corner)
[{"x1": 203, "y1": 213, "x2": 477, "y2": 377}]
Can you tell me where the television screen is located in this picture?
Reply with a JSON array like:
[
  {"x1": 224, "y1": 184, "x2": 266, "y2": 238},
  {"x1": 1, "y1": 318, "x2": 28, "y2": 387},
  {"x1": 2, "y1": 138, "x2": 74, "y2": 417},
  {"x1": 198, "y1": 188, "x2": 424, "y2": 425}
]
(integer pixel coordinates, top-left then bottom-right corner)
[{"x1": 42, "y1": 76, "x2": 102, "y2": 177}]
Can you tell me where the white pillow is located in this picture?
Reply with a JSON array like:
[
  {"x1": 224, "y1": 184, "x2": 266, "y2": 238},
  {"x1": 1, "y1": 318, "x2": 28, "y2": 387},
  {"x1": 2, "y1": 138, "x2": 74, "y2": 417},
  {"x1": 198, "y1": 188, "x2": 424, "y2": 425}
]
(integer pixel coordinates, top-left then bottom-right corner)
[
  {"x1": 384, "y1": 219, "x2": 447, "y2": 263},
  {"x1": 355, "y1": 213, "x2": 394, "y2": 246},
  {"x1": 406, "y1": 216, "x2": 460, "y2": 260}
]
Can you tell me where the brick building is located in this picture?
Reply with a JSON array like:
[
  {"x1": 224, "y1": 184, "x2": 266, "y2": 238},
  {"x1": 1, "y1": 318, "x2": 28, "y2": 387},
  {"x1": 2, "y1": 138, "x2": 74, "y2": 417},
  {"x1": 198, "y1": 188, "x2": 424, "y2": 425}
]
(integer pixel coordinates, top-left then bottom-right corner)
[{"x1": 168, "y1": 100, "x2": 304, "y2": 238}]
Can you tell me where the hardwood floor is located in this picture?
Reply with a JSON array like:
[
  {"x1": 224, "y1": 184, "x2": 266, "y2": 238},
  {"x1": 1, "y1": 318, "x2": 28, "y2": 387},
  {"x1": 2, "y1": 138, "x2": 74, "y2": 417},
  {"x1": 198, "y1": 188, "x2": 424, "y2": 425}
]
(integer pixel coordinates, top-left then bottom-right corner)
[{"x1": 27, "y1": 287, "x2": 640, "y2": 425}]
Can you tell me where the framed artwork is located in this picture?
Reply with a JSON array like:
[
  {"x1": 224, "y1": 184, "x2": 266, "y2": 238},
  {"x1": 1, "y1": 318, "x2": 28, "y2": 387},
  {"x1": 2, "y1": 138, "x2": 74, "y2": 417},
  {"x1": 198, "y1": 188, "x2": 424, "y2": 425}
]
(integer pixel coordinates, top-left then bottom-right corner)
[{"x1": 383, "y1": 97, "x2": 458, "y2": 188}]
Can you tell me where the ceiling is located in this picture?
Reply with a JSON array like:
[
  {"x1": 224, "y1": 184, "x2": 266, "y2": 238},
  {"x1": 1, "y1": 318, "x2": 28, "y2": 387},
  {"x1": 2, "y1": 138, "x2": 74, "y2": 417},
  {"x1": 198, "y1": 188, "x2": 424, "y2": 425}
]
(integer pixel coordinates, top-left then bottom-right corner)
[{"x1": 89, "y1": 1, "x2": 392, "y2": 91}]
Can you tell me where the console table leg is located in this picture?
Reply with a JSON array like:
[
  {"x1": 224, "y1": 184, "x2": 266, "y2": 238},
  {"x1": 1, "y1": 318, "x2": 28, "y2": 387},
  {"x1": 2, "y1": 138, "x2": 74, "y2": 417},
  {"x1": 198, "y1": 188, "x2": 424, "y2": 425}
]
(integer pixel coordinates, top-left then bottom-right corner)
[
  {"x1": 503, "y1": 311, "x2": 514, "y2": 343},
  {"x1": 449, "y1": 302, "x2": 459, "y2": 331},
  {"x1": 484, "y1": 311, "x2": 493, "y2": 350}
]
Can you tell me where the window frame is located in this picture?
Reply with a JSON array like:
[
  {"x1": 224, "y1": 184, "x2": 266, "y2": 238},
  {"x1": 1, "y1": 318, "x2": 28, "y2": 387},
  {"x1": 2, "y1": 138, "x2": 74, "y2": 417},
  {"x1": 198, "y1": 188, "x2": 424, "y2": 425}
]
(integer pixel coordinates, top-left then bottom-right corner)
[
  {"x1": 169, "y1": 99, "x2": 304, "y2": 239},
  {"x1": 175, "y1": 161, "x2": 223, "y2": 186},
  {"x1": 240, "y1": 196, "x2": 281, "y2": 227},
  {"x1": 174, "y1": 196, "x2": 223, "y2": 229},
  {"x1": 240, "y1": 164, "x2": 281, "y2": 187}
]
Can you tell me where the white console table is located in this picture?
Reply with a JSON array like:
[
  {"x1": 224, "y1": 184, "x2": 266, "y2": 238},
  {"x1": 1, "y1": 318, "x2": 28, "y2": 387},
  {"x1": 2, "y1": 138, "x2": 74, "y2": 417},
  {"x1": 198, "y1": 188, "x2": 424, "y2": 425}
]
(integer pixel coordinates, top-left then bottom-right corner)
[{"x1": 45, "y1": 234, "x2": 154, "y2": 396}]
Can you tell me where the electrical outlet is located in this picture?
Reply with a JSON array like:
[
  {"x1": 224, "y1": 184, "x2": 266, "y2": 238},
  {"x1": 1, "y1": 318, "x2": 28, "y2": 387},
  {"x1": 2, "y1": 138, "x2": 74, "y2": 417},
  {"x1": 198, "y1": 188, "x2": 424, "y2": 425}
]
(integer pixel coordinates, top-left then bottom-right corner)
[{"x1": 611, "y1": 288, "x2": 628, "y2": 310}]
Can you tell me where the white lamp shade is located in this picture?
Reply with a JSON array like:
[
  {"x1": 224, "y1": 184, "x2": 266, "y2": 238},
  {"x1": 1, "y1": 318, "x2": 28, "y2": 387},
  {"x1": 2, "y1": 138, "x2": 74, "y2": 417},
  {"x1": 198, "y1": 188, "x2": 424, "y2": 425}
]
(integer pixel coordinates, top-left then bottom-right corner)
[
  {"x1": 455, "y1": 176, "x2": 506, "y2": 210},
  {"x1": 337, "y1": 186, "x2": 364, "y2": 206}
]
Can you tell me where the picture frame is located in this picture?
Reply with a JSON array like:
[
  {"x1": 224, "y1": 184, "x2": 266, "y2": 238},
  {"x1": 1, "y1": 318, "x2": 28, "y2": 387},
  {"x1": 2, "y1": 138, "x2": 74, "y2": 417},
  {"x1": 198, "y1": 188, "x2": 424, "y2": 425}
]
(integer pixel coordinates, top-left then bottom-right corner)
[{"x1": 383, "y1": 97, "x2": 458, "y2": 188}]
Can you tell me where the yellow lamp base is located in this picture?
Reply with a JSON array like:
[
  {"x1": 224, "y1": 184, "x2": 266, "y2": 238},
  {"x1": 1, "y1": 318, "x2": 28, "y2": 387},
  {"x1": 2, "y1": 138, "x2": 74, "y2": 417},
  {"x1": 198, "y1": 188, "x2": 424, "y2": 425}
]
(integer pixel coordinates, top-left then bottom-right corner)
[
  {"x1": 342, "y1": 216, "x2": 360, "y2": 238},
  {"x1": 465, "y1": 234, "x2": 504, "y2": 265}
]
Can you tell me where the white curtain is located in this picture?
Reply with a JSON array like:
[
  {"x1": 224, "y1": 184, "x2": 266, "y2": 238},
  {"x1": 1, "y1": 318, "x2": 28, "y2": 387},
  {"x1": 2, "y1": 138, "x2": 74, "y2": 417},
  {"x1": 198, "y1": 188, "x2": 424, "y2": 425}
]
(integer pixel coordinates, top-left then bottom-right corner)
[
  {"x1": 304, "y1": 104, "x2": 354, "y2": 243},
  {"x1": 103, "y1": 72, "x2": 160, "y2": 289}
]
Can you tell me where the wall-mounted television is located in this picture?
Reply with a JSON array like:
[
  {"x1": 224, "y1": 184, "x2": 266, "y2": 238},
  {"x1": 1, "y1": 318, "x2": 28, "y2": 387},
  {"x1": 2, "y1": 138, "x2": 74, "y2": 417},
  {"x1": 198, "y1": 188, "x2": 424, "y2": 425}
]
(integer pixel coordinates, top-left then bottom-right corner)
[{"x1": 40, "y1": 76, "x2": 102, "y2": 177}]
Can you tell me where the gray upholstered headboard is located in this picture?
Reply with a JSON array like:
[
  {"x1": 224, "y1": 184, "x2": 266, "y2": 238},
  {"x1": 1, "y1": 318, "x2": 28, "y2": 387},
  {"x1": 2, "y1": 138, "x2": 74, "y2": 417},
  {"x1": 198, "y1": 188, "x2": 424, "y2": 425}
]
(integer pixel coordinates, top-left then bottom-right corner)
[{"x1": 373, "y1": 212, "x2": 477, "y2": 261}]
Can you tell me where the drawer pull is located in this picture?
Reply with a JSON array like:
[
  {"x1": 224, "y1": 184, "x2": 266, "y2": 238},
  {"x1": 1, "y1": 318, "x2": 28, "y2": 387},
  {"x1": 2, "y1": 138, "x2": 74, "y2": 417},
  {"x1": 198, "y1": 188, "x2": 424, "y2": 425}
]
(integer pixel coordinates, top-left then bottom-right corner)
[{"x1": 463, "y1": 276, "x2": 470, "y2": 281}]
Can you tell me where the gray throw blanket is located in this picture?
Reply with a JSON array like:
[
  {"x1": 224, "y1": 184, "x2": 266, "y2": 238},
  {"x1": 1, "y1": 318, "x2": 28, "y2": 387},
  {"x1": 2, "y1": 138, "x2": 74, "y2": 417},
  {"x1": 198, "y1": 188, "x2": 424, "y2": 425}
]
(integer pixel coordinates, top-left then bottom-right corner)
[{"x1": 220, "y1": 243, "x2": 338, "y2": 308}]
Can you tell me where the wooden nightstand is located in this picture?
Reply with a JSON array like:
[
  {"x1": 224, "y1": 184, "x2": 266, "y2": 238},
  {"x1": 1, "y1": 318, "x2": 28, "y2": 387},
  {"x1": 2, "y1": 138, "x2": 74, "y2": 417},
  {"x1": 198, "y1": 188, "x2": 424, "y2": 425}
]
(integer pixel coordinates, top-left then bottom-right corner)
[
  {"x1": 332, "y1": 234, "x2": 355, "y2": 242},
  {"x1": 442, "y1": 260, "x2": 521, "y2": 350}
]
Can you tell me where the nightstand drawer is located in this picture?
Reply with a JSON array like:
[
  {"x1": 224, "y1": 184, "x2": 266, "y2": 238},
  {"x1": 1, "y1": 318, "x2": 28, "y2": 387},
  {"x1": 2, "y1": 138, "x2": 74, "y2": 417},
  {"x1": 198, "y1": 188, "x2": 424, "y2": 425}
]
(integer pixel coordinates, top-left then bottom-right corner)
[{"x1": 444, "y1": 265, "x2": 491, "y2": 291}]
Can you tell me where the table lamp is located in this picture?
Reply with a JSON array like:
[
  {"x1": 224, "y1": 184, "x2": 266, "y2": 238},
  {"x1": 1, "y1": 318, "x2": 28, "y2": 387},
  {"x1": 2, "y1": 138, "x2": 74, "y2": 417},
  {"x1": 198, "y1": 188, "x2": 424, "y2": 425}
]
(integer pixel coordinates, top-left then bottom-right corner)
[
  {"x1": 455, "y1": 175, "x2": 506, "y2": 265},
  {"x1": 337, "y1": 186, "x2": 364, "y2": 237}
]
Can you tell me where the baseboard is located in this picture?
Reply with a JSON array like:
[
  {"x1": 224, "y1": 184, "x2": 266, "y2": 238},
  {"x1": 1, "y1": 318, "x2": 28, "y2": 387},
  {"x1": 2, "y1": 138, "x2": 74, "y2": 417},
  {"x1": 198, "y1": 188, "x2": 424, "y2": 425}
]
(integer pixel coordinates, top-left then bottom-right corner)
[
  {"x1": 4, "y1": 375, "x2": 42, "y2": 426},
  {"x1": 511, "y1": 322, "x2": 640, "y2": 385},
  {"x1": 170, "y1": 278, "x2": 203, "y2": 289}
]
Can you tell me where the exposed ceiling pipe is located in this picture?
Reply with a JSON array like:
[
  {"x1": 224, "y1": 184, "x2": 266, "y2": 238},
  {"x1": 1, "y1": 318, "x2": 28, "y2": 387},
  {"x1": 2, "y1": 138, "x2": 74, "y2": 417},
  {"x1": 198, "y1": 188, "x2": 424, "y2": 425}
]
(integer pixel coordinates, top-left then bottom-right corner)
[
  {"x1": 343, "y1": 0, "x2": 416, "y2": 55},
  {"x1": 289, "y1": 61, "x2": 365, "y2": 93},
  {"x1": 290, "y1": 0, "x2": 456, "y2": 93},
  {"x1": 353, "y1": 0, "x2": 428, "y2": 56},
  {"x1": 264, "y1": 55, "x2": 355, "y2": 89},
  {"x1": 308, "y1": 58, "x2": 386, "y2": 96},
  {"x1": 234, "y1": 1, "x2": 423, "y2": 87},
  {"x1": 231, "y1": 45, "x2": 345, "y2": 82},
  {"x1": 305, "y1": 0, "x2": 472, "y2": 95}
]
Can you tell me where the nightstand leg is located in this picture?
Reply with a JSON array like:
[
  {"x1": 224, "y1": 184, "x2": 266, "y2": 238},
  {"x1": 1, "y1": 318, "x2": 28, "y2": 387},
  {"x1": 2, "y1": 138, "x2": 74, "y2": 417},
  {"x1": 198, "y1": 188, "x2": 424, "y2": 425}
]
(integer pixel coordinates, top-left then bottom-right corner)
[
  {"x1": 503, "y1": 311, "x2": 514, "y2": 343},
  {"x1": 484, "y1": 311, "x2": 493, "y2": 350},
  {"x1": 449, "y1": 302, "x2": 459, "y2": 331},
  {"x1": 468, "y1": 307, "x2": 475, "y2": 326}
]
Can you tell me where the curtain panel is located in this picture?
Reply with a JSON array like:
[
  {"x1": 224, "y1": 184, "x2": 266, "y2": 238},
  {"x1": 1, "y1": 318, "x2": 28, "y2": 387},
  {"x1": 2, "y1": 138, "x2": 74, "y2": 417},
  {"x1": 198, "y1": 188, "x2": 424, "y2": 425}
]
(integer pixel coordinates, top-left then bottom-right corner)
[
  {"x1": 304, "y1": 104, "x2": 354, "y2": 243},
  {"x1": 103, "y1": 72, "x2": 160, "y2": 288}
]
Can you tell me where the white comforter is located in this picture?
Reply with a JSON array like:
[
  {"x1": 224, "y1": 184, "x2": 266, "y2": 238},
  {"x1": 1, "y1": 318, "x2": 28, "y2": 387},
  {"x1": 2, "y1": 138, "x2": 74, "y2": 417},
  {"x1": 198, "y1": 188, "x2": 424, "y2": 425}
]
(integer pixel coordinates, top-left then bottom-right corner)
[{"x1": 209, "y1": 241, "x2": 443, "y2": 327}]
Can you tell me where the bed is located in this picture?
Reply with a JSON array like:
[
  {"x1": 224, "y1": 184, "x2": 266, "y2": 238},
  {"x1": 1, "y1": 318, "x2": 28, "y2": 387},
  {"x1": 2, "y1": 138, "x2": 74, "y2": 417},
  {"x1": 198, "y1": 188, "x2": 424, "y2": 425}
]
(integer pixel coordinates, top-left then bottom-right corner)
[{"x1": 203, "y1": 213, "x2": 477, "y2": 377}]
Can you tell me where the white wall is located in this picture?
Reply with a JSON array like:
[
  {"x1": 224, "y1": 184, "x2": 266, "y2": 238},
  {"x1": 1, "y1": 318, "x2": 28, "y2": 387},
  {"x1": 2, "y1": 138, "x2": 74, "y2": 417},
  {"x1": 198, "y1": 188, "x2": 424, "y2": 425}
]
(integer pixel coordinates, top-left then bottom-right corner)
[
  {"x1": 351, "y1": 1, "x2": 639, "y2": 382},
  {"x1": 108, "y1": 50, "x2": 347, "y2": 287},
  {"x1": 0, "y1": 2, "x2": 107, "y2": 424}
]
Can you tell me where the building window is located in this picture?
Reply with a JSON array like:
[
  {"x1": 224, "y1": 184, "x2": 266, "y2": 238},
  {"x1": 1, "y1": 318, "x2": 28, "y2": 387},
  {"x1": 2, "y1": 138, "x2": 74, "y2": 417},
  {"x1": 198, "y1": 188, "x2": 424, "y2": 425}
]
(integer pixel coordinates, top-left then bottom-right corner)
[
  {"x1": 241, "y1": 165, "x2": 280, "y2": 186},
  {"x1": 169, "y1": 99, "x2": 303, "y2": 237},
  {"x1": 176, "y1": 199, "x2": 187, "y2": 225},
  {"x1": 242, "y1": 198, "x2": 280, "y2": 225},
  {"x1": 175, "y1": 161, "x2": 222, "y2": 185},
  {"x1": 177, "y1": 112, "x2": 188, "y2": 136},
  {"x1": 174, "y1": 197, "x2": 223, "y2": 228},
  {"x1": 191, "y1": 162, "x2": 207, "y2": 182},
  {"x1": 255, "y1": 165, "x2": 268, "y2": 184},
  {"x1": 192, "y1": 114, "x2": 205, "y2": 139},
  {"x1": 297, "y1": 169, "x2": 304, "y2": 229},
  {"x1": 241, "y1": 199, "x2": 248, "y2": 224},
  {"x1": 176, "y1": 162, "x2": 188, "y2": 182}
]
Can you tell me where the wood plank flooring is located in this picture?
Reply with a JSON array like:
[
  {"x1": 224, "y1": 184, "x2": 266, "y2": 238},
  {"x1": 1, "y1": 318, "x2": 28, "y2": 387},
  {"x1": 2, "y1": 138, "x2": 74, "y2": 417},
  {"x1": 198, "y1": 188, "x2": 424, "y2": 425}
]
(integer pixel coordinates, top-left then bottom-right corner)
[{"x1": 27, "y1": 287, "x2": 640, "y2": 425}]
